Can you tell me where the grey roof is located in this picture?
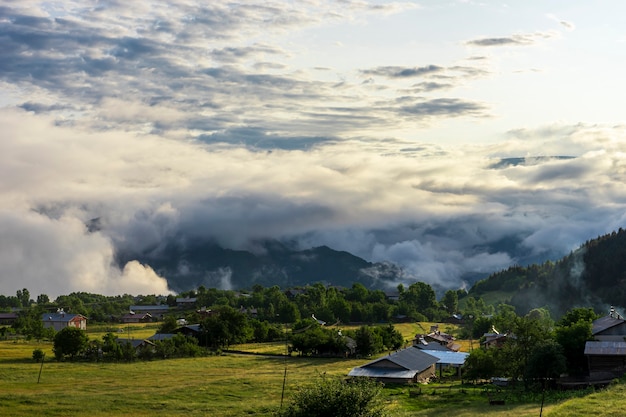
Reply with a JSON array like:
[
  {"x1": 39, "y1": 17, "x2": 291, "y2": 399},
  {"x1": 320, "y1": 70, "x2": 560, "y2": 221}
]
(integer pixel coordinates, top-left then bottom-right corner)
[
  {"x1": 41, "y1": 312, "x2": 84, "y2": 322},
  {"x1": 421, "y1": 350, "x2": 469, "y2": 366},
  {"x1": 414, "y1": 341, "x2": 451, "y2": 351},
  {"x1": 348, "y1": 367, "x2": 418, "y2": 379},
  {"x1": 116, "y1": 338, "x2": 155, "y2": 349},
  {"x1": 585, "y1": 341, "x2": 626, "y2": 356},
  {"x1": 148, "y1": 333, "x2": 176, "y2": 341},
  {"x1": 592, "y1": 315, "x2": 625, "y2": 335},
  {"x1": 177, "y1": 324, "x2": 202, "y2": 333},
  {"x1": 129, "y1": 305, "x2": 169, "y2": 312},
  {"x1": 361, "y1": 348, "x2": 437, "y2": 371}
]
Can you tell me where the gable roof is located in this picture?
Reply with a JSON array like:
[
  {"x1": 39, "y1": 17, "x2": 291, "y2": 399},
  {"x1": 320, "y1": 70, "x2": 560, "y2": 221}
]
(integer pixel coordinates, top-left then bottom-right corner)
[
  {"x1": 361, "y1": 348, "x2": 438, "y2": 371},
  {"x1": 148, "y1": 333, "x2": 176, "y2": 341},
  {"x1": 414, "y1": 340, "x2": 451, "y2": 351},
  {"x1": 592, "y1": 315, "x2": 626, "y2": 335},
  {"x1": 348, "y1": 347, "x2": 437, "y2": 379},
  {"x1": 41, "y1": 312, "x2": 86, "y2": 322},
  {"x1": 116, "y1": 338, "x2": 155, "y2": 349},
  {"x1": 122, "y1": 312, "x2": 152, "y2": 319},
  {"x1": 585, "y1": 341, "x2": 626, "y2": 356}
]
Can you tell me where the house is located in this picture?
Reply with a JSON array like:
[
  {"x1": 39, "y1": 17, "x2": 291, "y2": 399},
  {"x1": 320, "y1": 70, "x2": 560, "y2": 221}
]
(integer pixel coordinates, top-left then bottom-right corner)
[
  {"x1": 481, "y1": 326, "x2": 510, "y2": 349},
  {"x1": 585, "y1": 341, "x2": 626, "y2": 378},
  {"x1": 348, "y1": 347, "x2": 438, "y2": 384},
  {"x1": 584, "y1": 309, "x2": 626, "y2": 378},
  {"x1": 175, "y1": 324, "x2": 202, "y2": 337},
  {"x1": 591, "y1": 312, "x2": 626, "y2": 342},
  {"x1": 148, "y1": 333, "x2": 176, "y2": 342},
  {"x1": 129, "y1": 305, "x2": 169, "y2": 320},
  {"x1": 197, "y1": 307, "x2": 217, "y2": 318},
  {"x1": 0, "y1": 312, "x2": 18, "y2": 325},
  {"x1": 420, "y1": 326, "x2": 460, "y2": 351},
  {"x1": 41, "y1": 310, "x2": 87, "y2": 331},
  {"x1": 176, "y1": 297, "x2": 197, "y2": 308},
  {"x1": 116, "y1": 338, "x2": 156, "y2": 352},
  {"x1": 121, "y1": 311, "x2": 152, "y2": 324},
  {"x1": 413, "y1": 335, "x2": 451, "y2": 351},
  {"x1": 239, "y1": 306, "x2": 258, "y2": 318},
  {"x1": 284, "y1": 288, "x2": 305, "y2": 299}
]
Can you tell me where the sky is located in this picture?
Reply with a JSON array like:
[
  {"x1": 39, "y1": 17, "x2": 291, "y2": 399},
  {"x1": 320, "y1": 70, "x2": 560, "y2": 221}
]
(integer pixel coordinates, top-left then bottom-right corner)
[{"x1": 2, "y1": 0, "x2": 626, "y2": 298}]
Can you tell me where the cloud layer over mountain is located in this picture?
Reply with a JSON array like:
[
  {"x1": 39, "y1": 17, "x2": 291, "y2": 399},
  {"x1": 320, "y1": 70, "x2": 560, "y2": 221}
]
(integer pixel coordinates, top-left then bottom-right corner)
[{"x1": 2, "y1": 1, "x2": 626, "y2": 297}]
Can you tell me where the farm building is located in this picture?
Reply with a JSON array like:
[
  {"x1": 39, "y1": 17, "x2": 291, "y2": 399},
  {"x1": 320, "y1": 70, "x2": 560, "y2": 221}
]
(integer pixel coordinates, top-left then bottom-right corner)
[
  {"x1": 116, "y1": 338, "x2": 156, "y2": 353},
  {"x1": 0, "y1": 312, "x2": 18, "y2": 325},
  {"x1": 591, "y1": 312, "x2": 626, "y2": 342},
  {"x1": 583, "y1": 309, "x2": 626, "y2": 378},
  {"x1": 348, "y1": 347, "x2": 438, "y2": 383},
  {"x1": 421, "y1": 349, "x2": 469, "y2": 377},
  {"x1": 584, "y1": 341, "x2": 626, "y2": 378},
  {"x1": 121, "y1": 312, "x2": 152, "y2": 323},
  {"x1": 129, "y1": 305, "x2": 169, "y2": 319},
  {"x1": 41, "y1": 310, "x2": 87, "y2": 331}
]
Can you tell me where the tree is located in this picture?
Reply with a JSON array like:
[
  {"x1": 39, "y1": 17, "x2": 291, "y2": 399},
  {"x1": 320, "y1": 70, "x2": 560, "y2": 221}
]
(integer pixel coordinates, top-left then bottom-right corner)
[
  {"x1": 279, "y1": 376, "x2": 388, "y2": 417},
  {"x1": 16, "y1": 288, "x2": 30, "y2": 308},
  {"x1": 525, "y1": 340, "x2": 566, "y2": 382},
  {"x1": 200, "y1": 306, "x2": 252, "y2": 349},
  {"x1": 53, "y1": 327, "x2": 88, "y2": 360},
  {"x1": 36, "y1": 294, "x2": 50, "y2": 305},
  {"x1": 401, "y1": 282, "x2": 438, "y2": 316},
  {"x1": 102, "y1": 332, "x2": 123, "y2": 361},
  {"x1": 464, "y1": 347, "x2": 497, "y2": 381},
  {"x1": 557, "y1": 307, "x2": 598, "y2": 327},
  {"x1": 158, "y1": 316, "x2": 179, "y2": 334},
  {"x1": 354, "y1": 326, "x2": 383, "y2": 357},
  {"x1": 441, "y1": 290, "x2": 458, "y2": 315},
  {"x1": 555, "y1": 317, "x2": 593, "y2": 375}
]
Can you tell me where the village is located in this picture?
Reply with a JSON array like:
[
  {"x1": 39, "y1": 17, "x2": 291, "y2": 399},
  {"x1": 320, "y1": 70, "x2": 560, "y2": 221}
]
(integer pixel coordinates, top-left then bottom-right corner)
[{"x1": 3, "y1": 291, "x2": 626, "y2": 391}]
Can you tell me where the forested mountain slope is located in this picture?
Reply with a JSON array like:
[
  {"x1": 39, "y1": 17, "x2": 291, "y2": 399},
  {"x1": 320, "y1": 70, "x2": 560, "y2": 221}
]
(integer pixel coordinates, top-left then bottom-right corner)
[{"x1": 468, "y1": 228, "x2": 626, "y2": 315}]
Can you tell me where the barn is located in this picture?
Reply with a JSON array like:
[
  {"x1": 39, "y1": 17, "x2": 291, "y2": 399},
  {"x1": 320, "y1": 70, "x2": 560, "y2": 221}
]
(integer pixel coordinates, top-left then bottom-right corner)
[{"x1": 348, "y1": 347, "x2": 438, "y2": 384}]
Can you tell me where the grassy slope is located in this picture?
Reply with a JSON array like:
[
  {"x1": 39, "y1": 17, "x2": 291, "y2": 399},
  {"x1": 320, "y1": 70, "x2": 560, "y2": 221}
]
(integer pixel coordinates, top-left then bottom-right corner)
[{"x1": 3, "y1": 321, "x2": 624, "y2": 416}]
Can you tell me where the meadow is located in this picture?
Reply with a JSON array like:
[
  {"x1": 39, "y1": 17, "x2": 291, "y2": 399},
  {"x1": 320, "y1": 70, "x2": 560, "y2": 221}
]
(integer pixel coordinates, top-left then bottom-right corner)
[{"x1": 0, "y1": 322, "x2": 624, "y2": 416}]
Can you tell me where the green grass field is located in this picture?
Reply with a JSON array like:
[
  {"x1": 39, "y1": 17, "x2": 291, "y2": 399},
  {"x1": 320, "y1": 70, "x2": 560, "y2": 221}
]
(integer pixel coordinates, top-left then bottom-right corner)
[{"x1": 2, "y1": 323, "x2": 624, "y2": 416}]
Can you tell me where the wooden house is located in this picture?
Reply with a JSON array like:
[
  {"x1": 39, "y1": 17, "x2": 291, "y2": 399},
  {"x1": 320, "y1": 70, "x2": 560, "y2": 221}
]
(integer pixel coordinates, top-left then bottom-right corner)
[{"x1": 121, "y1": 312, "x2": 152, "y2": 324}]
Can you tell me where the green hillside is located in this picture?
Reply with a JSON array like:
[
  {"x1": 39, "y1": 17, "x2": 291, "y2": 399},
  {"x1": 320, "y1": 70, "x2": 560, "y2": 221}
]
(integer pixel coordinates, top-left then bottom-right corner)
[{"x1": 468, "y1": 228, "x2": 626, "y2": 316}]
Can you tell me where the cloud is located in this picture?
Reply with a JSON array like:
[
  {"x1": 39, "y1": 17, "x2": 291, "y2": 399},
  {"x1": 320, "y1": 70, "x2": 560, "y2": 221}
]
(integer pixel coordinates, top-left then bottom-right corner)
[
  {"x1": 1, "y1": 1, "x2": 626, "y2": 297},
  {"x1": 466, "y1": 31, "x2": 559, "y2": 47},
  {"x1": 362, "y1": 65, "x2": 445, "y2": 78},
  {"x1": 400, "y1": 98, "x2": 488, "y2": 118}
]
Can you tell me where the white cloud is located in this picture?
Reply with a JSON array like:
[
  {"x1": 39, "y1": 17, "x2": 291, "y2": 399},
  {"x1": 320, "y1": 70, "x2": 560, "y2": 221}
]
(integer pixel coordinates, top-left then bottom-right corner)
[{"x1": 2, "y1": 1, "x2": 626, "y2": 295}]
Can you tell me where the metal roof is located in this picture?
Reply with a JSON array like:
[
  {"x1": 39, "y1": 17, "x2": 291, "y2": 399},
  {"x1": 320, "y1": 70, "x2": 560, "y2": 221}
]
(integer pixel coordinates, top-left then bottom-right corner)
[
  {"x1": 585, "y1": 341, "x2": 626, "y2": 356},
  {"x1": 414, "y1": 341, "x2": 450, "y2": 351},
  {"x1": 348, "y1": 367, "x2": 418, "y2": 379},
  {"x1": 592, "y1": 315, "x2": 625, "y2": 335},
  {"x1": 41, "y1": 312, "x2": 84, "y2": 322},
  {"x1": 355, "y1": 347, "x2": 438, "y2": 372},
  {"x1": 421, "y1": 350, "x2": 469, "y2": 366}
]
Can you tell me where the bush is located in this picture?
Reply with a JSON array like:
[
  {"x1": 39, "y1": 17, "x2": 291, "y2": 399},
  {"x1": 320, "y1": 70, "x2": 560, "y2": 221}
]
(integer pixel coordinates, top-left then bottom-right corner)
[
  {"x1": 279, "y1": 376, "x2": 388, "y2": 417},
  {"x1": 32, "y1": 348, "x2": 45, "y2": 362}
]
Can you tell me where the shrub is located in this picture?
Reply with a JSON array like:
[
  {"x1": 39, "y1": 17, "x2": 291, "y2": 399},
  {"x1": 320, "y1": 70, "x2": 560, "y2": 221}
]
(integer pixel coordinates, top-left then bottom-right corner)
[
  {"x1": 32, "y1": 348, "x2": 45, "y2": 362},
  {"x1": 279, "y1": 376, "x2": 387, "y2": 417}
]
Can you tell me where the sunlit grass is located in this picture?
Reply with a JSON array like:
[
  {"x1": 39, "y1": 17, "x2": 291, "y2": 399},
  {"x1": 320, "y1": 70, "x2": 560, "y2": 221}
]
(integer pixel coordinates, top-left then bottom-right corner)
[{"x1": 3, "y1": 323, "x2": 619, "y2": 416}]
